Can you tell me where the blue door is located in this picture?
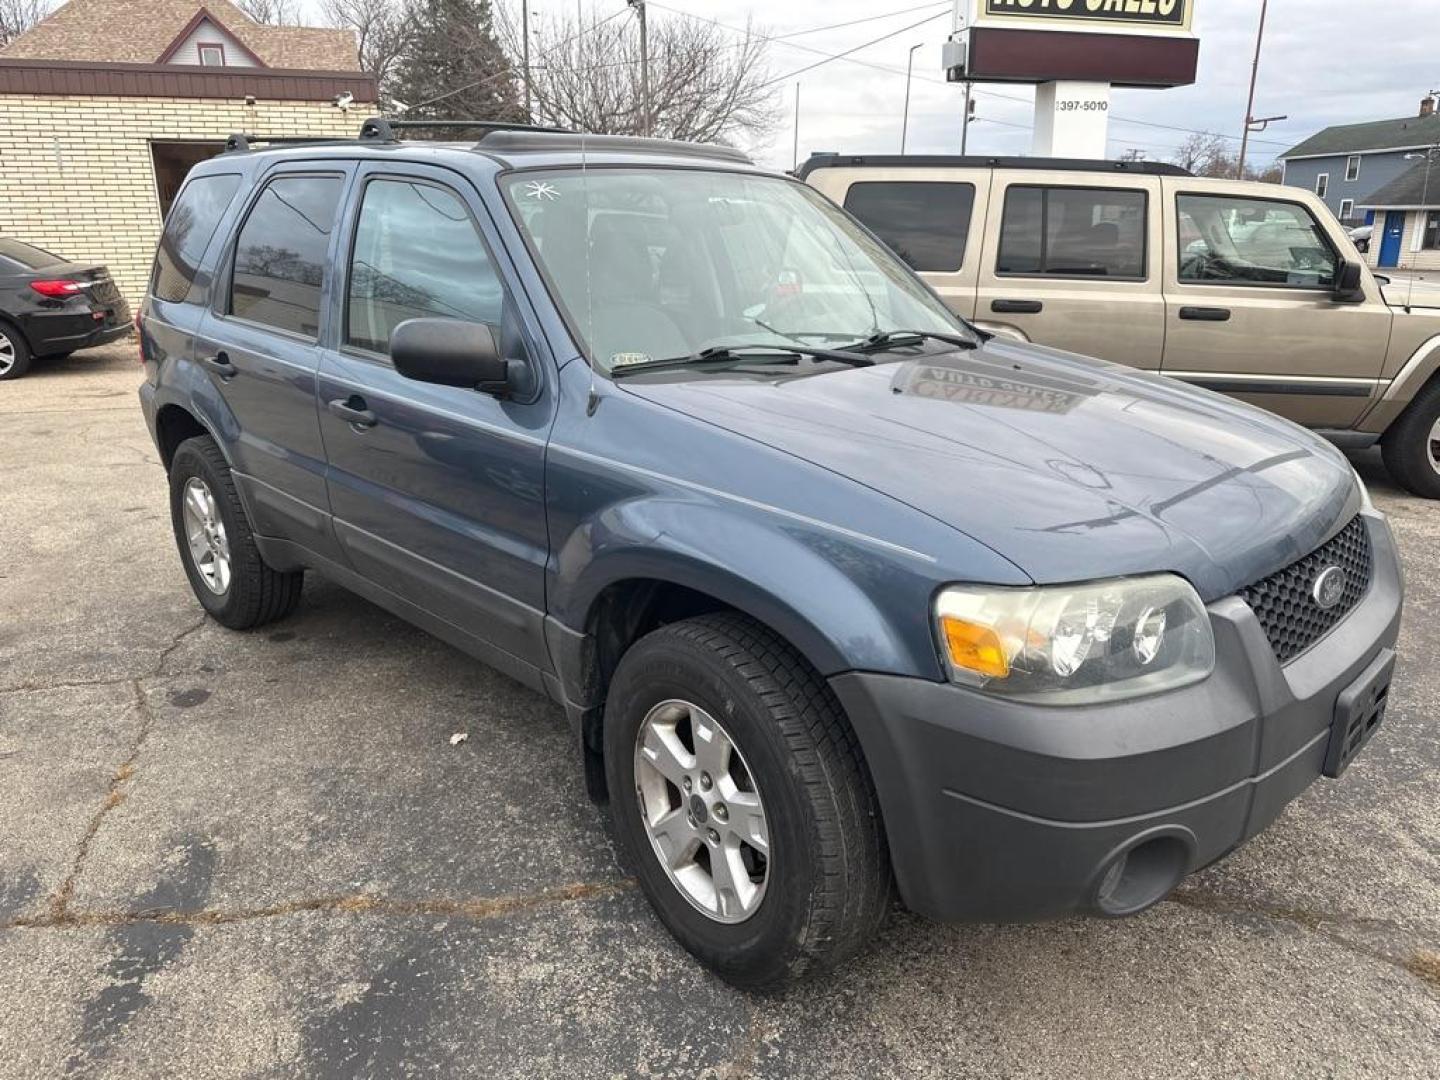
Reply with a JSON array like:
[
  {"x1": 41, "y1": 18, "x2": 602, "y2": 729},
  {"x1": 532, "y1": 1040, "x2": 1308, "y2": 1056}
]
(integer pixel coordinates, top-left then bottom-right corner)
[{"x1": 1379, "y1": 210, "x2": 1406, "y2": 268}]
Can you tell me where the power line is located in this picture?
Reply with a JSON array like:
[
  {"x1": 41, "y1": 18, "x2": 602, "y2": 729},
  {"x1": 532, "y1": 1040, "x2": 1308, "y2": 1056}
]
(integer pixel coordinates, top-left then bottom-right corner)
[
  {"x1": 769, "y1": 3, "x2": 951, "y2": 42},
  {"x1": 761, "y1": 11, "x2": 952, "y2": 89}
]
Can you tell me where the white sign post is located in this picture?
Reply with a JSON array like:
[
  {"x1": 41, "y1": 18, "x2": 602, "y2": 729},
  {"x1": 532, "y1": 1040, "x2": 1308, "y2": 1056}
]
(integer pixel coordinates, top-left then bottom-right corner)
[{"x1": 1032, "y1": 81, "x2": 1110, "y2": 158}]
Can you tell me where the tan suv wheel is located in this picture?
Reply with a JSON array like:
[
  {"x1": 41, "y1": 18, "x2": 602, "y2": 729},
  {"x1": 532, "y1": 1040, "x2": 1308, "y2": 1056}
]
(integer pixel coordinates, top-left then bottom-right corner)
[{"x1": 1381, "y1": 381, "x2": 1440, "y2": 499}]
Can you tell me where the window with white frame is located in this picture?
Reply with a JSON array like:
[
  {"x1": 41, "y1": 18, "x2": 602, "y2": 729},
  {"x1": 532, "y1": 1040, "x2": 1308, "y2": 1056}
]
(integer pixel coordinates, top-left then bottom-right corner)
[
  {"x1": 198, "y1": 43, "x2": 224, "y2": 66},
  {"x1": 1423, "y1": 212, "x2": 1440, "y2": 251},
  {"x1": 1339, "y1": 199, "x2": 1355, "y2": 221},
  {"x1": 1345, "y1": 155, "x2": 1361, "y2": 182},
  {"x1": 1315, "y1": 173, "x2": 1329, "y2": 198}
]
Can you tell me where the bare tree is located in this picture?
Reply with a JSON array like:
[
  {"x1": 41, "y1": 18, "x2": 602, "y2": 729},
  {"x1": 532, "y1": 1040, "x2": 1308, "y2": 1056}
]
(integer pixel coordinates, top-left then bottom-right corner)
[
  {"x1": 499, "y1": 5, "x2": 778, "y2": 146},
  {"x1": 0, "y1": 0, "x2": 51, "y2": 48},
  {"x1": 1171, "y1": 131, "x2": 1229, "y2": 176},
  {"x1": 1170, "y1": 130, "x2": 1282, "y2": 183},
  {"x1": 321, "y1": 0, "x2": 413, "y2": 93},
  {"x1": 233, "y1": 0, "x2": 301, "y2": 26}
]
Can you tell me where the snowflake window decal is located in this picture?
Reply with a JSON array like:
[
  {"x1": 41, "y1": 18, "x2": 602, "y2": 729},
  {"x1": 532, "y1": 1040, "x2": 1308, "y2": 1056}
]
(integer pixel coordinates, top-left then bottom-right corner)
[{"x1": 523, "y1": 181, "x2": 560, "y2": 201}]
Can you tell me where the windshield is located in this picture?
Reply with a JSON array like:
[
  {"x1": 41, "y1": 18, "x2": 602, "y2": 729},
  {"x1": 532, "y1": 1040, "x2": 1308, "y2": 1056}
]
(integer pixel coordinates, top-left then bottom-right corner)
[{"x1": 502, "y1": 168, "x2": 967, "y2": 374}]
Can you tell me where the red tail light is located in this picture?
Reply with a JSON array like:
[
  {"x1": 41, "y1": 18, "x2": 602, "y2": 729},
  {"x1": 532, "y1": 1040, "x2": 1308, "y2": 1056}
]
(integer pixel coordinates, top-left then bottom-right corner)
[{"x1": 29, "y1": 279, "x2": 84, "y2": 298}]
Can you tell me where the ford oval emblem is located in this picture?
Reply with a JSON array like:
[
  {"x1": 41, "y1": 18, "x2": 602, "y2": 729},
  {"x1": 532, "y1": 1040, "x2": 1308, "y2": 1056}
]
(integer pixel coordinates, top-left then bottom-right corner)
[{"x1": 1312, "y1": 566, "x2": 1347, "y2": 611}]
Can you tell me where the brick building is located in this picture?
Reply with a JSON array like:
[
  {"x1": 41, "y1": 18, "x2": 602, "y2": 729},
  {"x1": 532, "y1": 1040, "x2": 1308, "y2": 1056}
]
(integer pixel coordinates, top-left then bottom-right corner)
[{"x1": 0, "y1": 0, "x2": 376, "y2": 301}]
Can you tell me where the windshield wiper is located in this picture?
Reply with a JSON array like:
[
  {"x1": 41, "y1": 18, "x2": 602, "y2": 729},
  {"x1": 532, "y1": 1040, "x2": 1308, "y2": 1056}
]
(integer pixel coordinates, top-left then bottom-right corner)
[
  {"x1": 611, "y1": 344, "x2": 874, "y2": 377},
  {"x1": 850, "y1": 329, "x2": 982, "y2": 353}
]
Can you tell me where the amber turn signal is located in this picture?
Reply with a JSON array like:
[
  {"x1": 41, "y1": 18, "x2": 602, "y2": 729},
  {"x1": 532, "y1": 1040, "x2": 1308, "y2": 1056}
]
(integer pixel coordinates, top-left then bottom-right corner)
[{"x1": 939, "y1": 616, "x2": 1010, "y2": 680}]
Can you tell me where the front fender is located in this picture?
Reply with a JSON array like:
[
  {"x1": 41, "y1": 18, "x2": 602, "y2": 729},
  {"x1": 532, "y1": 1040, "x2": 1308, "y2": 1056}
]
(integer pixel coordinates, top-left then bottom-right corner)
[{"x1": 549, "y1": 495, "x2": 946, "y2": 681}]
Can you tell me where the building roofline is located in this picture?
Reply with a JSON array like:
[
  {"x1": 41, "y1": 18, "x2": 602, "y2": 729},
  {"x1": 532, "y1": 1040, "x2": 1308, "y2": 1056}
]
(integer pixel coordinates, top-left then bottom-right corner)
[
  {"x1": 0, "y1": 56, "x2": 376, "y2": 101},
  {"x1": 1282, "y1": 145, "x2": 1436, "y2": 163}
]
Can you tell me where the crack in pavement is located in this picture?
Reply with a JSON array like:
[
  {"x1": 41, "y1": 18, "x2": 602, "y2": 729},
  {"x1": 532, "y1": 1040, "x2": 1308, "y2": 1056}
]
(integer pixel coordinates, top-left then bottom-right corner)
[
  {"x1": 1168, "y1": 890, "x2": 1440, "y2": 993},
  {"x1": 1, "y1": 613, "x2": 207, "y2": 695},
  {"x1": 4, "y1": 879, "x2": 635, "y2": 933},
  {"x1": 30, "y1": 615, "x2": 208, "y2": 920},
  {"x1": 44, "y1": 679, "x2": 154, "y2": 923}
]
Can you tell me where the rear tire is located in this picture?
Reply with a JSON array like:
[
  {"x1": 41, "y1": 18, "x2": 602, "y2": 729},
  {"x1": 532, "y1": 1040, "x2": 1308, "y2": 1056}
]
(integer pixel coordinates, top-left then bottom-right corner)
[
  {"x1": 0, "y1": 321, "x2": 32, "y2": 381},
  {"x1": 168, "y1": 435, "x2": 303, "y2": 629},
  {"x1": 1381, "y1": 380, "x2": 1440, "y2": 499},
  {"x1": 603, "y1": 613, "x2": 891, "y2": 989}
]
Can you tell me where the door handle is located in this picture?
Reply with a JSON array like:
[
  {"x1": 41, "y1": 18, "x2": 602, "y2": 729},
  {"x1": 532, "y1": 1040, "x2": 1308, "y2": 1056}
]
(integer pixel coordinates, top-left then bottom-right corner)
[
  {"x1": 328, "y1": 395, "x2": 377, "y2": 429},
  {"x1": 991, "y1": 299, "x2": 1044, "y2": 314},
  {"x1": 199, "y1": 351, "x2": 236, "y2": 379},
  {"x1": 1178, "y1": 306, "x2": 1232, "y2": 322}
]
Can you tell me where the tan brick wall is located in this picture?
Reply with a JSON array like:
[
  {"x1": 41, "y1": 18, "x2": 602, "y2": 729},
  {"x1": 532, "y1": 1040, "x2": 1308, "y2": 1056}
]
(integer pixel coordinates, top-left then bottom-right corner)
[{"x1": 0, "y1": 95, "x2": 358, "y2": 302}]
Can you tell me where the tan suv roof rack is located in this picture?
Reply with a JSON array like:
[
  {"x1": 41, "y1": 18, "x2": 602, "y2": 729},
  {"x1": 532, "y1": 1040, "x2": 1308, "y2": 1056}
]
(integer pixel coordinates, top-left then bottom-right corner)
[{"x1": 795, "y1": 153, "x2": 1192, "y2": 180}]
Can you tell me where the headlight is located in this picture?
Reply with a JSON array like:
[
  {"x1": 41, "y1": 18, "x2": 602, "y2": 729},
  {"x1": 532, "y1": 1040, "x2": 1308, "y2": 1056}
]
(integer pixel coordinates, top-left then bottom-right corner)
[
  {"x1": 934, "y1": 575, "x2": 1215, "y2": 704},
  {"x1": 1351, "y1": 464, "x2": 1376, "y2": 513}
]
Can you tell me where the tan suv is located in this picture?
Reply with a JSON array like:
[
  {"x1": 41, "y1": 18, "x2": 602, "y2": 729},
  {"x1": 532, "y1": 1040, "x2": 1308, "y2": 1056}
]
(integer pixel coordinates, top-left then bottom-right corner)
[{"x1": 803, "y1": 155, "x2": 1440, "y2": 498}]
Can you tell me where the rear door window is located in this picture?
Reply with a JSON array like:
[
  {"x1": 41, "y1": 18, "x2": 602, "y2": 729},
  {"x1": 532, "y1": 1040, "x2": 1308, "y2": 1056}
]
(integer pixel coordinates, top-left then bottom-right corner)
[
  {"x1": 997, "y1": 185, "x2": 1148, "y2": 279},
  {"x1": 843, "y1": 181, "x2": 975, "y2": 272},
  {"x1": 345, "y1": 176, "x2": 505, "y2": 354},
  {"x1": 151, "y1": 173, "x2": 241, "y2": 303},
  {"x1": 229, "y1": 174, "x2": 345, "y2": 339}
]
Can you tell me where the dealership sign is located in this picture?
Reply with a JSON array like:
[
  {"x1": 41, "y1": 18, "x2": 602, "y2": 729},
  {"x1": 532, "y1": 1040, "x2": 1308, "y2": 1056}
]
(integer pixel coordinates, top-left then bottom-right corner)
[
  {"x1": 974, "y1": 0, "x2": 1193, "y2": 35},
  {"x1": 954, "y1": 0, "x2": 1199, "y2": 88}
]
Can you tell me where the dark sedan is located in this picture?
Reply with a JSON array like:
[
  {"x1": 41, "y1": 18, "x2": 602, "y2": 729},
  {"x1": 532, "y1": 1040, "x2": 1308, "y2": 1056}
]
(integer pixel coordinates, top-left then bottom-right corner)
[{"x1": 0, "y1": 238, "x2": 132, "y2": 380}]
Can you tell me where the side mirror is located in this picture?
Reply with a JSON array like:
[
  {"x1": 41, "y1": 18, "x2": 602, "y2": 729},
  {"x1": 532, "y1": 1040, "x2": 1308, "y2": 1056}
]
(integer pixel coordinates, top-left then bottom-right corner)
[
  {"x1": 390, "y1": 318, "x2": 520, "y2": 397},
  {"x1": 1332, "y1": 260, "x2": 1366, "y2": 303}
]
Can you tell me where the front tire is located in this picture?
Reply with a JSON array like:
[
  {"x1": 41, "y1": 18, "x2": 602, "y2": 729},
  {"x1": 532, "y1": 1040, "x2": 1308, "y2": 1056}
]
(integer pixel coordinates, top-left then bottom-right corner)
[
  {"x1": 603, "y1": 613, "x2": 891, "y2": 989},
  {"x1": 1381, "y1": 379, "x2": 1440, "y2": 499},
  {"x1": 168, "y1": 435, "x2": 303, "y2": 629}
]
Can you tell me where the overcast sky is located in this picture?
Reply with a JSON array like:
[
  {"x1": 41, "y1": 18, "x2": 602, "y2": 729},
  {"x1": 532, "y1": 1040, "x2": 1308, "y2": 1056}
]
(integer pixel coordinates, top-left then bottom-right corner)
[
  {"x1": 520, "y1": 0, "x2": 1440, "y2": 169},
  {"x1": 298, "y1": 0, "x2": 1439, "y2": 170}
]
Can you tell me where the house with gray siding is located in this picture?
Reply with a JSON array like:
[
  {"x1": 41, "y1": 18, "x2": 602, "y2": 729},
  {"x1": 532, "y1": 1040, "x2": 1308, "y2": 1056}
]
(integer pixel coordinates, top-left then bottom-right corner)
[{"x1": 1281, "y1": 96, "x2": 1440, "y2": 235}]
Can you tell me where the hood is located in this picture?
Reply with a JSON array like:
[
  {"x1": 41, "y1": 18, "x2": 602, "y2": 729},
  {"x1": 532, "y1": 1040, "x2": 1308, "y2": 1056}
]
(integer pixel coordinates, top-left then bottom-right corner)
[
  {"x1": 620, "y1": 342, "x2": 1358, "y2": 600},
  {"x1": 1381, "y1": 275, "x2": 1440, "y2": 310}
]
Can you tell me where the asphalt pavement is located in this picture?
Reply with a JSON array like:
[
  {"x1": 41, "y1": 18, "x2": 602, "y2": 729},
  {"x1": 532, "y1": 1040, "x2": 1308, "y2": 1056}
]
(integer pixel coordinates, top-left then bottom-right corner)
[{"x1": 2, "y1": 343, "x2": 1437, "y2": 1079}]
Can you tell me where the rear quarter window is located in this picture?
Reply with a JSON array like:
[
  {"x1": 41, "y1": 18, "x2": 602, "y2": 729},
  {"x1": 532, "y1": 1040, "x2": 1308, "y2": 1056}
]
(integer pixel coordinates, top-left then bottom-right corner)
[
  {"x1": 151, "y1": 173, "x2": 242, "y2": 303},
  {"x1": 842, "y1": 181, "x2": 975, "y2": 273}
]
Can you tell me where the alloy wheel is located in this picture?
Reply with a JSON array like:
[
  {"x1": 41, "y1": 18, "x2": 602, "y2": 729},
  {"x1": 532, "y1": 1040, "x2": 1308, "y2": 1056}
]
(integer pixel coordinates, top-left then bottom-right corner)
[
  {"x1": 0, "y1": 331, "x2": 14, "y2": 376},
  {"x1": 1429, "y1": 416, "x2": 1440, "y2": 477},
  {"x1": 633, "y1": 699, "x2": 770, "y2": 924},
  {"x1": 182, "y1": 476, "x2": 232, "y2": 595}
]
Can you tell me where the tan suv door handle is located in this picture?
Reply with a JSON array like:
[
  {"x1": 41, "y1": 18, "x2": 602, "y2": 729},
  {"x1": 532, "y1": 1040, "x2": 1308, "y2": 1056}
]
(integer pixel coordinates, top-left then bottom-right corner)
[
  {"x1": 991, "y1": 299, "x2": 1044, "y2": 315},
  {"x1": 1178, "y1": 306, "x2": 1232, "y2": 322}
]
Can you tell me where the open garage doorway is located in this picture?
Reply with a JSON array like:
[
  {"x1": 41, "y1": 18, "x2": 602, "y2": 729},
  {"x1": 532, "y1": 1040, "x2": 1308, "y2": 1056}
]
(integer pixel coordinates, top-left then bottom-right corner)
[{"x1": 151, "y1": 141, "x2": 226, "y2": 216}]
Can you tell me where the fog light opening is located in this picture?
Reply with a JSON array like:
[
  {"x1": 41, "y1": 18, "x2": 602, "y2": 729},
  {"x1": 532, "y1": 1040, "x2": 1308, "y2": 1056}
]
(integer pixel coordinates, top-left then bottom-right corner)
[{"x1": 1094, "y1": 835, "x2": 1190, "y2": 917}]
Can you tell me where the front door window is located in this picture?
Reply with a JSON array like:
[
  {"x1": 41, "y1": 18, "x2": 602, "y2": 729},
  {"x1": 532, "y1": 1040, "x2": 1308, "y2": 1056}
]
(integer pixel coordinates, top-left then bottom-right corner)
[{"x1": 1177, "y1": 195, "x2": 1337, "y2": 289}]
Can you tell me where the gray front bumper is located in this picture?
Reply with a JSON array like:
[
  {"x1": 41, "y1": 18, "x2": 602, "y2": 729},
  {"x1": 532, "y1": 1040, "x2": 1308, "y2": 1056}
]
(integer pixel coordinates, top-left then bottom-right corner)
[{"x1": 830, "y1": 511, "x2": 1404, "y2": 923}]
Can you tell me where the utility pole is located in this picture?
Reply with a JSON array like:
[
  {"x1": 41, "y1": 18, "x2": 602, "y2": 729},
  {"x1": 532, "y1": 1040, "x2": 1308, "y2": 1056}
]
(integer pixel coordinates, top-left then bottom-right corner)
[
  {"x1": 628, "y1": 0, "x2": 650, "y2": 137},
  {"x1": 521, "y1": 0, "x2": 531, "y2": 122},
  {"x1": 792, "y1": 82, "x2": 801, "y2": 171},
  {"x1": 901, "y1": 42, "x2": 923, "y2": 154},
  {"x1": 961, "y1": 82, "x2": 973, "y2": 154},
  {"x1": 1237, "y1": 0, "x2": 1269, "y2": 179}
]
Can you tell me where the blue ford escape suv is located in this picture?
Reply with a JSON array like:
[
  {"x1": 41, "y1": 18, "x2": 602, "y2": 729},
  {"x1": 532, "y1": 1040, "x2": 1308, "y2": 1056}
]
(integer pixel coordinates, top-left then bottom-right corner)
[{"x1": 138, "y1": 120, "x2": 1404, "y2": 988}]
